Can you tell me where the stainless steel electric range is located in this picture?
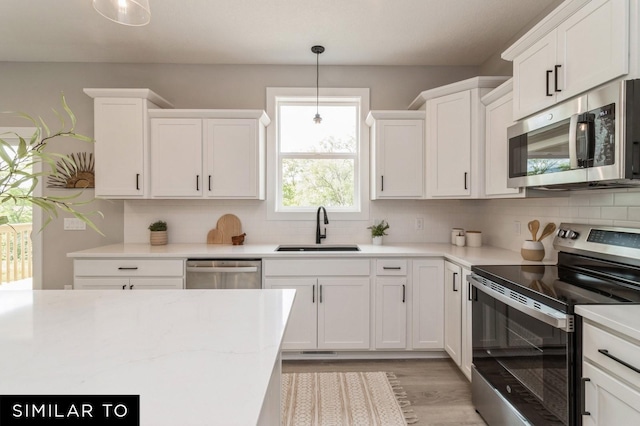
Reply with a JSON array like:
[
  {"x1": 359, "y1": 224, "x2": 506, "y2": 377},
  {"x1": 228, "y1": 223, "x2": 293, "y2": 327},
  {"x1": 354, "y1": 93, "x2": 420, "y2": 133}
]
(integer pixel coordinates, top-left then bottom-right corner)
[{"x1": 469, "y1": 223, "x2": 640, "y2": 426}]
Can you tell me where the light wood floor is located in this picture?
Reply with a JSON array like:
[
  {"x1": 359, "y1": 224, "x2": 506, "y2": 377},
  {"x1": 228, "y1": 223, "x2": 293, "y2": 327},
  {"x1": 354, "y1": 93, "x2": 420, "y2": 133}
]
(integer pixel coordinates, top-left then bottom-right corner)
[{"x1": 282, "y1": 358, "x2": 486, "y2": 426}]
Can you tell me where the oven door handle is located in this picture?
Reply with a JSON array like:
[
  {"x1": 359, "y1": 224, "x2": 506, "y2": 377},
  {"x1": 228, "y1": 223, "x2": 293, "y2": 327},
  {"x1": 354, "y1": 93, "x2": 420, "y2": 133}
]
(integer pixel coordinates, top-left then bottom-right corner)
[
  {"x1": 186, "y1": 266, "x2": 258, "y2": 273},
  {"x1": 469, "y1": 275, "x2": 572, "y2": 332}
]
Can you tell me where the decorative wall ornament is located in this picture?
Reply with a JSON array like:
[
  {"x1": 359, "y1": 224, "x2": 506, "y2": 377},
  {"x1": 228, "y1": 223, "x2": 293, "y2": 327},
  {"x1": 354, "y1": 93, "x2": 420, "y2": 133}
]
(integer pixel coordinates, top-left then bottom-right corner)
[{"x1": 47, "y1": 152, "x2": 95, "y2": 188}]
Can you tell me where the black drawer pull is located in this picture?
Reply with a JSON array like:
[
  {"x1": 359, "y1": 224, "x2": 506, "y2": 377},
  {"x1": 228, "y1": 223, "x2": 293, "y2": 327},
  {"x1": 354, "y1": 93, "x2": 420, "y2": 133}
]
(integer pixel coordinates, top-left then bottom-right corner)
[
  {"x1": 118, "y1": 267, "x2": 138, "y2": 270},
  {"x1": 598, "y1": 349, "x2": 640, "y2": 374},
  {"x1": 580, "y1": 377, "x2": 591, "y2": 416},
  {"x1": 383, "y1": 266, "x2": 402, "y2": 270}
]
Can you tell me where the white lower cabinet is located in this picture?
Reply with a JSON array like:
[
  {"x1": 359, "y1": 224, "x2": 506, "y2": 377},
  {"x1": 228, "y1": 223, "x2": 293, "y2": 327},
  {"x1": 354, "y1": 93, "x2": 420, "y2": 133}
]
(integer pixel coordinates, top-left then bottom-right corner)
[
  {"x1": 375, "y1": 258, "x2": 409, "y2": 349},
  {"x1": 263, "y1": 259, "x2": 370, "y2": 351},
  {"x1": 412, "y1": 259, "x2": 445, "y2": 349},
  {"x1": 581, "y1": 320, "x2": 640, "y2": 425},
  {"x1": 444, "y1": 261, "x2": 462, "y2": 365},
  {"x1": 73, "y1": 259, "x2": 185, "y2": 290}
]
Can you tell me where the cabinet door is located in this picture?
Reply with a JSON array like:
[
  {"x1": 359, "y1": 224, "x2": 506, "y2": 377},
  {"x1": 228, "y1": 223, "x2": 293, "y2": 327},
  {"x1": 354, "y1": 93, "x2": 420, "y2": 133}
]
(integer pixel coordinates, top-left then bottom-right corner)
[
  {"x1": 373, "y1": 119, "x2": 424, "y2": 198},
  {"x1": 461, "y1": 267, "x2": 473, "y2": 381},
  {"x1": 444, "y1": 261, "x2": 462, "y2": 365},
  {"x1": 375, "y1": 278, "x2": 407, "y2": 349},
  {"x1": 557, "y1": 0, "x2": 629, "y2": 102},
  {"x1": 512, "y1": 31, "x2": 557, "y2": 120},
  {"x1": 427, "y1": 91, "x2": 472, "y2": 197},
  {"x1": 74, "y1": 278, "x2": 129, "y2": 290},
  {"x1": 582, "y1": 362, "x2": 640, "y2": 426},
  {"x1": 484, "y1": 91, "x2": 521, "y2": 197},
  {"x1": 205, "y1": 119, "x2": 263, "y2": 199},
  {"x1": 317, "y1": 278, "x2": 370, "y2": 350},
  {"x1": 129, "y1": 278, "x2": 184, "y2": 290},
  {"x1": 264, "y1": 278, "x2": 317, "y2": 350},
  {"x1": 93, "y1": 98, "x2": 145, "y2": 197},
  {"x1": 151, "y1": 118, "x2": 203, "y2": 197},
  {"x1": 412, "y1": 259, "x2": 444, "y2": 349}
]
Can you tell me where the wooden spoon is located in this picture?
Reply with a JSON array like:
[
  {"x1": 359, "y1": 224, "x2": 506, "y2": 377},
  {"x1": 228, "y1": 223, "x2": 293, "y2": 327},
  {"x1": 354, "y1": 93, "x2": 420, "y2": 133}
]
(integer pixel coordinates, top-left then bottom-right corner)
[
  {"x1": 538, "y1": 223, "x2": 557, "y2": 242},
  {"x1": 528, "y1": 220, "x2": 540, "y2": 241}
]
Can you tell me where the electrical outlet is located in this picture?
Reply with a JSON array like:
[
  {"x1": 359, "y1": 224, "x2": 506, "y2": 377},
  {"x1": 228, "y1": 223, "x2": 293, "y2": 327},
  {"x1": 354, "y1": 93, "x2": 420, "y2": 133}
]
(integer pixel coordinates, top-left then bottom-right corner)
[
  {"x1": 514, "y1": 221, "x2": 521, "y2": 236},
  {"x1": 64, "y1": 218, "x2": 86, "y2": 231},
  {"x1": 415, "y1": 217, "x2": 424, "y2": 231}
]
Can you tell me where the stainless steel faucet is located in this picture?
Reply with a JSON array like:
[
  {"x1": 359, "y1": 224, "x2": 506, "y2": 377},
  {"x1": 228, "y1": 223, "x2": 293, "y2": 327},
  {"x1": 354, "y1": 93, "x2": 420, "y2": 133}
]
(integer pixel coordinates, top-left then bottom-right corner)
[{"x1": 316, "y1": 206, "x2": 329, "y2": 244}]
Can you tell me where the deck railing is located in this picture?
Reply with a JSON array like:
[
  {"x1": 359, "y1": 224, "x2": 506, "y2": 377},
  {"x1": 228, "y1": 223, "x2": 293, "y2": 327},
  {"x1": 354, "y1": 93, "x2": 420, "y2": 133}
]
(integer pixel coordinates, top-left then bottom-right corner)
[{"x1": 0, "y1": 223, "x2": 32, "y2": 283}]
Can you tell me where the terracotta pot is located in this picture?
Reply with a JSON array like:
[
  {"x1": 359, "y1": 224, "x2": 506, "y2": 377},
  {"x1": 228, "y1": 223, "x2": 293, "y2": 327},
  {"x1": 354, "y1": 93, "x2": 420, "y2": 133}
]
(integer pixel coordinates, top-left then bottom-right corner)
[{"x1": 150, "y1": 230, "x2": 168, "y2": 246}]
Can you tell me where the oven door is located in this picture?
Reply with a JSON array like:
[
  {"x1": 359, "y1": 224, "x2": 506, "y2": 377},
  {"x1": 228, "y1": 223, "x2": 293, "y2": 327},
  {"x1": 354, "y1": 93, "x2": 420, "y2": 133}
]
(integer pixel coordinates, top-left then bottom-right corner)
[{"x1": 470, "y1": 275, "x2": 573, "y2": 426}]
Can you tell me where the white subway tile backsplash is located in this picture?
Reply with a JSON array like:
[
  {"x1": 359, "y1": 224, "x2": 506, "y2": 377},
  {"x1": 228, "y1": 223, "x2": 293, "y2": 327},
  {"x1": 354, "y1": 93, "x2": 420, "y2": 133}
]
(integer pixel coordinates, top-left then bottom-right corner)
[
  {"x1": 614, "y1": 191, "x2": 640, "y2": 206},
  {"x1": 601, "y1": 206, "x2": 628, "y2": 220},
  {"x1": 578, "y1": 206, "x2": 601, "y2": 219},
  {"x1": 588, "y1": 193, "x2": 615, "y2": 206}
]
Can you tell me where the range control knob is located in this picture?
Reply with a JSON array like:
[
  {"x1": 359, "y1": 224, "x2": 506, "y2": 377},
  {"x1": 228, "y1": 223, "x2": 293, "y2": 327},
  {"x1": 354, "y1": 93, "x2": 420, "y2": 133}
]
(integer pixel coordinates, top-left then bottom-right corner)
[
  {"x1": 557, "y1": 229, "x2": 567, "y2": 238},
  {"x1": 568, "y1": 231, "x2": 580, "y2": 240}
]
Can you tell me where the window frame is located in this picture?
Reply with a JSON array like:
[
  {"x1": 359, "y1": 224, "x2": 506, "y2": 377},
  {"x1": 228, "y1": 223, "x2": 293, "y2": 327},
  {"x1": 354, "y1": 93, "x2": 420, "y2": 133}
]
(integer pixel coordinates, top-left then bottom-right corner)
[{"x1": 266, "y1": 87, "x2": 370, "y2": 221}]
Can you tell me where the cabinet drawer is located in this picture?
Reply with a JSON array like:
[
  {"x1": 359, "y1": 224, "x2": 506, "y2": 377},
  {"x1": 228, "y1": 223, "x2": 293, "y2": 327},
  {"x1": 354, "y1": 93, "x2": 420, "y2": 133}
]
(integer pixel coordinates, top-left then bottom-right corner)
[
  {"x1": 74, "y1": 259, "x2": 184, "y2": 277},
  {"x1": 264, "y1": 259, "x2": 370, "y2": 276},
  {"x1": 583, "y1": 322, "x2": 640, "y2": 389},
  {"x1": 375, "y1": 259, "x2": 407, "y2": 275}
]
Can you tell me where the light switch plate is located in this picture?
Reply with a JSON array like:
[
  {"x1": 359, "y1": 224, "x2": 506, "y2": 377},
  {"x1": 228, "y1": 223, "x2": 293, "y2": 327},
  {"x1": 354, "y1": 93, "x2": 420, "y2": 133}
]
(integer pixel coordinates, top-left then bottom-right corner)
[{"x1": 64, "y1": 218, "x2": 86, "y2": 231}]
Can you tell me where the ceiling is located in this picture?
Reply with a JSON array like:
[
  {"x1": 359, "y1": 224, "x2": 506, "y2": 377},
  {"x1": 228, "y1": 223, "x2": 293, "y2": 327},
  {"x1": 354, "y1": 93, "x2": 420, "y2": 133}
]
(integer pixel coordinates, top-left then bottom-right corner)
[{"x1": 0, "y1": 0, "x2": 559, "y2": 66}]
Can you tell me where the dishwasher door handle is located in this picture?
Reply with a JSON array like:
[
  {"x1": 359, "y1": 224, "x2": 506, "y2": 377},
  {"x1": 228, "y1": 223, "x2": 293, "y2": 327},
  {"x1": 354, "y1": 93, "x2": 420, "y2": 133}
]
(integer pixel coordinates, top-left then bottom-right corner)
[{"x1": 186, "y1": 266, "x2": 258, "y2": 273}]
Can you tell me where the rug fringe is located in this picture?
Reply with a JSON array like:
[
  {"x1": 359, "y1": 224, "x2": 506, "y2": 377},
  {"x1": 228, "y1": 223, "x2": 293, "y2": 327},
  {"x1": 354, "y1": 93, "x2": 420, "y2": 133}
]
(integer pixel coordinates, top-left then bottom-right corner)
[{"x1": 387, "y1": 372, "x2": 419, "y2": 425}]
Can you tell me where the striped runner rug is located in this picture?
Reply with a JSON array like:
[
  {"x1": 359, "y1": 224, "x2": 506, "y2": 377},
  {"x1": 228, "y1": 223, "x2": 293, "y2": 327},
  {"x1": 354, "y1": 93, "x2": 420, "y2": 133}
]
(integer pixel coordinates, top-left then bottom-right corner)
[{"x1": 281, "y1": 372, "x2": 417, "y2": 425}]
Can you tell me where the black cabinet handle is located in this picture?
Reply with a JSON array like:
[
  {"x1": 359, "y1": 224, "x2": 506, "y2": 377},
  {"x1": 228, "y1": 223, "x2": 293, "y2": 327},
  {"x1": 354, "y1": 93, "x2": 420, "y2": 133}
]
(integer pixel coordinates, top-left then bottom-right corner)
[
  {"x1": 580, "y1": 377, "x2": 591, "y2": 416},
  {"x1": 598, "y1": 349, "x2": 640, "y2": 374},
  {"x1": 208, "y1": 175, "x2": 212, "y2": 191},
  {"x1": 464, "y1": 172, "x2": 468, "y2": 190},
  {"x1": 312, "y1": 284, "x2": 315, "y2": 303},
  {"x1": 122, "y1": 284, "x2": 126, "y2": 290},
  {"x1": 554, "y1": 65, "x2": 562, "y2": 92},
  {"x1": 381, "y1": 175, "x2": 384, "y2": 191},
  {"x1": 319, "y1": 285, "x2": 323, "y2": 303},
  {"x1": 118, "y1": 267, "x2": 138, "y2": 270},
  {"x1": 196, "y1": 175, "x2": 200, "y2": 191},
  {"x1": 546, "y1": 70, "x2": 553, "y2": 96},
  {"x1": 383, "y1": 266, "x2": 402, "y2": 270},
  {"x1": 136, "y1": 173, "x2": 140, "y2": 190},
  {"x1": 129, "y1": 284, "x2": 134, "y2": 290},
  {"x1": 453, "y1": 272, "x2": 458, "y2": 292},
  {"x1": 402, "y1": 284, "x2": 406, "y2": 303}
]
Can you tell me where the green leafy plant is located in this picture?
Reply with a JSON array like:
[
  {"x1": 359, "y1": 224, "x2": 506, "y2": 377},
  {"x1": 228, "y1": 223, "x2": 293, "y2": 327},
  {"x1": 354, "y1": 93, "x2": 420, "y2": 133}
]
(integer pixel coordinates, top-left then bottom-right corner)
[
  {"x1": 148, "y1": 220, "x2": 167, "y2": 231},
  {"x1": 0, "y1": 95, "x2": 102, "y2": 234},
  {"x1": 367, "y1": 220, "x2": 390, "y2": 237}
]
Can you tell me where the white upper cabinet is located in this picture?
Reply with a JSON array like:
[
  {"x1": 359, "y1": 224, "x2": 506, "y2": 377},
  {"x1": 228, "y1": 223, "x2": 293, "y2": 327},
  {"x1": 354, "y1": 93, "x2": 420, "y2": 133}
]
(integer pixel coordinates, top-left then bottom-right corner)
[
  {"x1": 366, "y1": 111, "x2": 425, "y2": 199},
  {"x1": 83, "y1": 88, "x2": 173, "y2": 198},
  {"x1": 149, "y1": 110, "x2": 269, "y2": 199},
  {"x1": 481, "y1": 79, "x2": 524, "y2": 198},
  {"x1": 411, "y1": 76, "x2": 509, "y2": 199},
  {"x1": 505, "y1": 0, "x2": 630, "y2": 120}
]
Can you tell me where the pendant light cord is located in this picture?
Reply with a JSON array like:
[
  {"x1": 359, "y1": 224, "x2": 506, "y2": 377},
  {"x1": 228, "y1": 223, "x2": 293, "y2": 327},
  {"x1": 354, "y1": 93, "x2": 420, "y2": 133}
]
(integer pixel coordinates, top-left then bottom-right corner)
[{"x1": 316, "y1": 51, "x2": 319, "y2": 115}]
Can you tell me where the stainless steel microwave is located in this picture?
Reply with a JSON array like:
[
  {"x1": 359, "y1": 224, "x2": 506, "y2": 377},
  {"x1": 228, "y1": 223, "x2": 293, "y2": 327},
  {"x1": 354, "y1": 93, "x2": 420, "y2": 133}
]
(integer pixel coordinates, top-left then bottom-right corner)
[{"x1": 507, "y1": 79, "x2": 640, "y2": 189}]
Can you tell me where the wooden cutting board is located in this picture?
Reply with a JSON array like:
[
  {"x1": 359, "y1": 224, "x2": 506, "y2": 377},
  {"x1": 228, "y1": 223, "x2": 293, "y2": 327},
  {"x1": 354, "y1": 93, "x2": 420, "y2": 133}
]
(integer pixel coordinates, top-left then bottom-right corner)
[{"x1": 207, "y1": 214, "x2": 242, "y2": 244}]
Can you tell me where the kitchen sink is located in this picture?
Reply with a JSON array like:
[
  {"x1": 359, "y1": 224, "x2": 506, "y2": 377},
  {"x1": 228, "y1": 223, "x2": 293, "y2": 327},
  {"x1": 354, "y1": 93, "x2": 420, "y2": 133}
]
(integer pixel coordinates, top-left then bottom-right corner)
[{"x1": 275, "y1": 244, "x2": 360, "y2": 252}]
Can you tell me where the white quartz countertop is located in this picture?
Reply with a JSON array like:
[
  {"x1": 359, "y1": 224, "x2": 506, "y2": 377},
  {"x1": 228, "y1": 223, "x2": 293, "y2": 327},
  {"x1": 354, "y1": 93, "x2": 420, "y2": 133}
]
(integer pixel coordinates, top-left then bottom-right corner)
[
  {"x1": 67, "y1": 243, "x2": 553, "y2": 268},
  {"x1": 576, "y1": 304, "x2": 640, "y2": 342},
  {"x1": 0, "y1": 289, "x2": 295, "y2": 426}
]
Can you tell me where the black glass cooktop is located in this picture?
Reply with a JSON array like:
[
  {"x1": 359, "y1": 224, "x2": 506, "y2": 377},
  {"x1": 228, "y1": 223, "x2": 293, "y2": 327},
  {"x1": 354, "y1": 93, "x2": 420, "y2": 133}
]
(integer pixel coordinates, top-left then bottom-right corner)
[{"x1": 472, "y1": 254, "x2": 640, "y2": 313}]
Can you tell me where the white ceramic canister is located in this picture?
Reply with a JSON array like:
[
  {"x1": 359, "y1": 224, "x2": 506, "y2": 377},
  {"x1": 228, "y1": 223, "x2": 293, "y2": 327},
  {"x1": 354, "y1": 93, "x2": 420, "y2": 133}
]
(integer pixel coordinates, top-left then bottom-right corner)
[
  {"x1": 451, "y1": 228, "x2": 464, "y2": 244},
  {"x1": 466, "y1": 231, "x2": 482, "y2": 247},
  {"x1": 455, "y1": 235, "x2": 466, "y2": 247}
]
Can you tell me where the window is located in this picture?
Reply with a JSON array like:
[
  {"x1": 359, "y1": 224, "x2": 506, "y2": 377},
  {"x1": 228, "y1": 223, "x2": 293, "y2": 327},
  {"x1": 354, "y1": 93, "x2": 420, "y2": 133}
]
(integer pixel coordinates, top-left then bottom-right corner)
[{"x1": 266, "y1": 88, "x2": 370, "y2": 220}]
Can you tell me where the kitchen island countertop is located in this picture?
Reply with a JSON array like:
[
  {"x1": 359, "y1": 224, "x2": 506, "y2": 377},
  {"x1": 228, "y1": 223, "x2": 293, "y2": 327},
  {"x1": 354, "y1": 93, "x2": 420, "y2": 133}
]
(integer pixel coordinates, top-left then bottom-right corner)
[
  {"x1": 0, "y1": 289, "x2": 295, "y2": 425},
  {"x1": 67, "y1": 242, "x2": 555, "y2": 268}
]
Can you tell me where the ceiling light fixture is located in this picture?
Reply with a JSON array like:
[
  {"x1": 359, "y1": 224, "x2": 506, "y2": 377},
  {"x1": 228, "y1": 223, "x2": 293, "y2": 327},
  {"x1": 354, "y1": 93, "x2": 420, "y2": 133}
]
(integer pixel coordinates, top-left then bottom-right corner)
[
  {"x1": 93, "y1": 0, "x2": 151, "y2": 26},
  {"x1": 311, "y1": 45, "x2": 325, "y2": 124}
]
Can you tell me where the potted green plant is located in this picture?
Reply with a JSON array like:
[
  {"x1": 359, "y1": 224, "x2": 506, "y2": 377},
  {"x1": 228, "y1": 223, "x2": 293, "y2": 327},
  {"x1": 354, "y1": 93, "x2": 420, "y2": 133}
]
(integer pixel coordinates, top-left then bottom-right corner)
[
  {"x1": 148, "y1": 220, "x2": 168, "y2": 245},
  {"x1": 367, "y1": 220, "x2": 389, "y2": 245}
]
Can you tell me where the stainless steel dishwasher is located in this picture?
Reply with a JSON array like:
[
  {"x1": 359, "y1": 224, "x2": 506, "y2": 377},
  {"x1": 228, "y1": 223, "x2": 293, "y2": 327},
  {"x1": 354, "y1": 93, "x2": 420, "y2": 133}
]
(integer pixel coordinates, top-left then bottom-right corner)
[{"x1": 185, "y1": 259, "x2": 262, "y2": 289}]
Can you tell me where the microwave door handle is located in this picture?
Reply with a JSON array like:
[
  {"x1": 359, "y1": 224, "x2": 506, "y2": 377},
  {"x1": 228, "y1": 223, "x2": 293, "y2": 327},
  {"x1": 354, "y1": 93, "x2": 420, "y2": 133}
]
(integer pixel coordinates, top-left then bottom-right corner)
[{"x1": 569, "y1": 113, "x2": 580, "y2": 169}]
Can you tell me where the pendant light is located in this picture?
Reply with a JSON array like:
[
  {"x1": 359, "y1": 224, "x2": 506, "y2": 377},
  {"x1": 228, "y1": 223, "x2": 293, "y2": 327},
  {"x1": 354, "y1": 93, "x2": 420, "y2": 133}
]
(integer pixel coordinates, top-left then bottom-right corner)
[
  {"x1": 93, "y1": 0, "x2": 151, "y2": 26},
  {"x1": 311, "y1": 45, "x2": 325, "y2": 124}
]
